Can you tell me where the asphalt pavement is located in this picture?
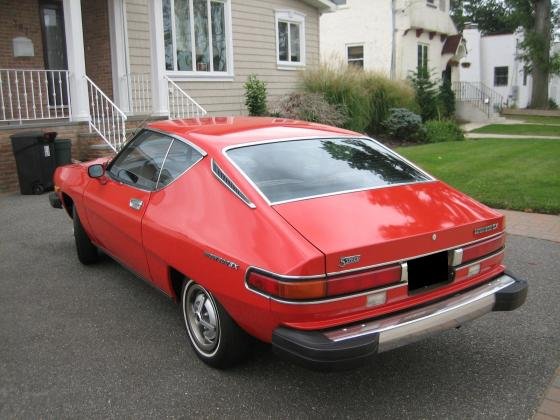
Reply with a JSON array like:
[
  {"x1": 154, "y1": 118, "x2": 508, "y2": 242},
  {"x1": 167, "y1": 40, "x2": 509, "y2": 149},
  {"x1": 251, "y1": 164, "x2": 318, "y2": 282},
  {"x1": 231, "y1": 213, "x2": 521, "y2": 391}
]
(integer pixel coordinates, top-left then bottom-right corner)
[{"x1": 1, "y1": 194, "x2": 559, "y2": 419}]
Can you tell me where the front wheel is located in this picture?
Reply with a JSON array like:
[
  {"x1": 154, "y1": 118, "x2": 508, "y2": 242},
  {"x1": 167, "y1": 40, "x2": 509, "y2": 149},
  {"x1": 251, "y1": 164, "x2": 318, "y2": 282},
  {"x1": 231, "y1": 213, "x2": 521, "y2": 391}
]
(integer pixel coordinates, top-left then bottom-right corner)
[
  {"x1": 73, "y1": 207, "x2": 99, "y2": 265},
  {"x1": 181, "y1": 280, "x2": 250, "y2": 368}
]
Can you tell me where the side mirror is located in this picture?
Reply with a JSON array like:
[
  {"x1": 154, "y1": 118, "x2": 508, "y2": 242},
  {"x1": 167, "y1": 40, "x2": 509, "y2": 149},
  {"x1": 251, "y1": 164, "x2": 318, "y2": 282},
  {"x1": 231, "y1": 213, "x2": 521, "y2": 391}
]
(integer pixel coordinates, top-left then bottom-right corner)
[{"x1": 88, "y1": 164, "x2": 105, "y2": 179}]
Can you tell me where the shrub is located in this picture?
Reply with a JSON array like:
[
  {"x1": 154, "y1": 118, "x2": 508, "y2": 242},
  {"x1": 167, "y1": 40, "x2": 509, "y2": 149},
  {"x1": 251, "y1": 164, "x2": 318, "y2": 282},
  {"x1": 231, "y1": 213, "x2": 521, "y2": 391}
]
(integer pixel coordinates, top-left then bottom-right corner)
[
  {"x1": 409, "y1": 68, "x2": 439, "y2": 122},
  {"x1": 271, "y1": 92, "x2": 349, "y2": 127},
  {"x1": 549, "y1": 98, "x2": 559, "y2": 110},
  {"x1": 300, "y1": 63, "x2": 416, "y2": 133},
  {"x1": 382, "y1": 108, "x2": 426, "y2": 142},
  {"x1": 425, "y1": 120, "x2": 465, "y2": 143},
  {"x1": 244, "y1": 74, "x2": 268, "y2": 116},
  {"x1": 438, "y1": 78, "x2": 456, "y2": 119}
]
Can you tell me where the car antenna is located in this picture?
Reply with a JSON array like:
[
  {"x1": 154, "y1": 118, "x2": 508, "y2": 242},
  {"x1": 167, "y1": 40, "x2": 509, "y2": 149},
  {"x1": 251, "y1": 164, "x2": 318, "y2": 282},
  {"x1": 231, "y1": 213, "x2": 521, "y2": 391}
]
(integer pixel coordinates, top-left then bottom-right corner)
[{"x1": 125, "y1": 115, "x2": 152, "y2": 144}]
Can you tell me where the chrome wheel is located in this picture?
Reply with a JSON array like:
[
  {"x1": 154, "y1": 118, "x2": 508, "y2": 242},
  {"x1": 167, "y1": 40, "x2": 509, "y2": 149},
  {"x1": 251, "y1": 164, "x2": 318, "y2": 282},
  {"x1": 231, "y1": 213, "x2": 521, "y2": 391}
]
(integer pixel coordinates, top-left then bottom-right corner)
[{"x1": 183, "y1": 282, "x2": 220, "y2": 356}]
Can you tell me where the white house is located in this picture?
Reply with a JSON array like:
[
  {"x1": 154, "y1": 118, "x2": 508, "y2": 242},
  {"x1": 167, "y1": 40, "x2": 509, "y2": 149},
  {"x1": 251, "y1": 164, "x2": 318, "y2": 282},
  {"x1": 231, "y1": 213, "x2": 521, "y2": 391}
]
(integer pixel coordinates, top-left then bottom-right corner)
[
  {"x1": 320, "y1": 0, "x2": 465, "y2": 82},
  {"x1": 459, "y1": 24, "x2": 560, "y2": 108}
]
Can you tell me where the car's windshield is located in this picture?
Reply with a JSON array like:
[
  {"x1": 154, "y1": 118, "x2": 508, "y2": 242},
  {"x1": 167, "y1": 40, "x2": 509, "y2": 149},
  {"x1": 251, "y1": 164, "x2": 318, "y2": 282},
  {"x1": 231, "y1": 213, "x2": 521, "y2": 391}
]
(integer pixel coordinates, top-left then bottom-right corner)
[{"x1": 226, "y1": 138, "x2": 432, "y2": 204}]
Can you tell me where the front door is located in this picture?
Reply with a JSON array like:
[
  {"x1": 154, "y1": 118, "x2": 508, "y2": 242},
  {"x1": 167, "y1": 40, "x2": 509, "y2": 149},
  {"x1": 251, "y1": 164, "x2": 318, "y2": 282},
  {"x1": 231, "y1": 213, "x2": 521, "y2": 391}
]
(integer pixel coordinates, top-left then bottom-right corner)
[
  {"x1": 84, "y1": 131, "x2": 174, "y2": 280},
  {"x1": 39, "y1": 1, "x2": 68, "y2": 106}
]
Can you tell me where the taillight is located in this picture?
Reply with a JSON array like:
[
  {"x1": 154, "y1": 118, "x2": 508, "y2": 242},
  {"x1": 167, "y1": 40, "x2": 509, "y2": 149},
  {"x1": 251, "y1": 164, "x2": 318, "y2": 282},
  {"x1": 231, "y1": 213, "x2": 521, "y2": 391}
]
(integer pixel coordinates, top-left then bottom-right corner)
[
  {"x1": 326, "y1": 265, "x2": 401, "y2": 296},
  {"x1": 247, "y1": 265, "x2": 402, "y2": 301},
  {"x1": 450, "y1": 234, "x2": 505, "y2": 267},
  {"x1": 462, "y1": 235, "x2": 505, "y2": 263}
]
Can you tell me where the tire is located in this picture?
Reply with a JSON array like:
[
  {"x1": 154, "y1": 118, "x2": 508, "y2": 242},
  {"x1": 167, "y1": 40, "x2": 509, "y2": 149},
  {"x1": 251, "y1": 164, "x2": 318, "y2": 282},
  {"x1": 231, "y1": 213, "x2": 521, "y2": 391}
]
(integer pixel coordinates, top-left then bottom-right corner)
[
  {"x1": 73, "y1": 206, "x2": 99, "y2": 265},
  {"x1": 181, "y1": 280, "x2": 250, "y2": 369}
]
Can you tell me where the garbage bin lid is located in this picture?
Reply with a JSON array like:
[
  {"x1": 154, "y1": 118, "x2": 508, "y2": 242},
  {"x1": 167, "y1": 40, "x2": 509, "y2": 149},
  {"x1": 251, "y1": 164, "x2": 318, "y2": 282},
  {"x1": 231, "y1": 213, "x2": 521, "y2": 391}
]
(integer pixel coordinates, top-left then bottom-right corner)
[
  {"x1": 10, "y1": 131, "x2": 57, "y2": 141},
  {"x1": 9, "y1": 131, "x2": 45, "y2": 140}
]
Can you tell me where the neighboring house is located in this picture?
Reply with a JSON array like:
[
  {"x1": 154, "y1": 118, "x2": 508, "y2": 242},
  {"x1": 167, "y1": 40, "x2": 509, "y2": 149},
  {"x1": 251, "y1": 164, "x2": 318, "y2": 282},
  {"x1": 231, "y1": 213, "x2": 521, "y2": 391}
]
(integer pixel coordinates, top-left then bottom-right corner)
[
  {"x1": 320, "y1": 0, "x2": 465, "y2": 82},
  {"x1": 0, "y1": 0, "x2": 334, "y2": 193},
  {"x1": 459, "y1": 25, "x2": 532, "y2": 108},
  {"x1": 550, "y1": 42, "x2": 560, "y2": 106},
  {"x1": 459, "y1": 25, "x2": 560, "y2": 109}
]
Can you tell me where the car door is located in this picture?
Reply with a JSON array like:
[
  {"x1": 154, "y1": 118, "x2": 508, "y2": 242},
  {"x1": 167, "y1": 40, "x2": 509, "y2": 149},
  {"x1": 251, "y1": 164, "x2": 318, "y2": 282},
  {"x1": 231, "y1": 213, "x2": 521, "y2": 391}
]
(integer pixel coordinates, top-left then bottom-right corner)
[{"x1": 84, "y1": 130, "x2": 173, "y2": 280}]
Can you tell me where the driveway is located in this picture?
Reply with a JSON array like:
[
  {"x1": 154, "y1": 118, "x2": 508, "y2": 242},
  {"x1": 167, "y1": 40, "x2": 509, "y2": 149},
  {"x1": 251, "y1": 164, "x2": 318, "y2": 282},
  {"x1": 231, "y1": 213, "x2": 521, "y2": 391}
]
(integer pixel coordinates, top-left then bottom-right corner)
[{"x1": 1, "y1": 194, "x2": 559, "y2": 419}]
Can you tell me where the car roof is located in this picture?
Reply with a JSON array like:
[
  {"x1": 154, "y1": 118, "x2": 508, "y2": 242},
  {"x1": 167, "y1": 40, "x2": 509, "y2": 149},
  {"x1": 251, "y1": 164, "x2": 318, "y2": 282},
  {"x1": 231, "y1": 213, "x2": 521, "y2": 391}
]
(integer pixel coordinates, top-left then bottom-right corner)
[{"x1": 147, "y1": 116, "x2": 358, "y2": 154}]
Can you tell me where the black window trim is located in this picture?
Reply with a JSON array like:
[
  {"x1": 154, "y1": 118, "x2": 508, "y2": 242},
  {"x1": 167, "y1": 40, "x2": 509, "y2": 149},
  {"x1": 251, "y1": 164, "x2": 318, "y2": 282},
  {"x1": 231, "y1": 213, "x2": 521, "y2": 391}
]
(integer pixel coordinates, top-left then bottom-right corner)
[
  {"x1": 222, "y1": 136, "x2": 436, "y2": 206},
  {"x1": 106, "y1": 128, "x2": 207, "y2": 192}
]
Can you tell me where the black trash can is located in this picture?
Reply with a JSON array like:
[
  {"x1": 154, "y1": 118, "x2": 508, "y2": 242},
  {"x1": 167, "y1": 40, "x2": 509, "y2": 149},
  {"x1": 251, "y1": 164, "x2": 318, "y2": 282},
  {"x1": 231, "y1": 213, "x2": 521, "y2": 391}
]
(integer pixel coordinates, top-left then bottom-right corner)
[
  {"x1": 54, "y1": 138, "x2": 72, "y2": 167},
  {"x1": 10, "y1": 131, "x2": 57, "y2": 195}
]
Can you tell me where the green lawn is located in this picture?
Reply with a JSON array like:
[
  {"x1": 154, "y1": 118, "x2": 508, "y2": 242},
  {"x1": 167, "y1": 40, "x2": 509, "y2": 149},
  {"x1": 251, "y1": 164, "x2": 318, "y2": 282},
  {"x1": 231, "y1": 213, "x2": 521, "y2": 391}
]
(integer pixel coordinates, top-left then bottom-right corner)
[
  {"x1": 506, "y1": 115, "x2": 560, "y2": 125},
  {"x1": 396, "y1": 139, "x2": 560, "y2": 214},
  {"x1": 472, "y1": 124, "x2": 560, "y2": 136}
]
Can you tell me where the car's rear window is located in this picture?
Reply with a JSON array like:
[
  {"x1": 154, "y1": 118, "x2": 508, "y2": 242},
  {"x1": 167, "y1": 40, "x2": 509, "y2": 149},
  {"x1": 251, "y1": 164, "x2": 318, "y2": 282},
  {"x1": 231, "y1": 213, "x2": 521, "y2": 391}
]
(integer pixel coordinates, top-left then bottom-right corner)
[{"x1": 226, "y1": 138, "x2": 432, "y2": 204}]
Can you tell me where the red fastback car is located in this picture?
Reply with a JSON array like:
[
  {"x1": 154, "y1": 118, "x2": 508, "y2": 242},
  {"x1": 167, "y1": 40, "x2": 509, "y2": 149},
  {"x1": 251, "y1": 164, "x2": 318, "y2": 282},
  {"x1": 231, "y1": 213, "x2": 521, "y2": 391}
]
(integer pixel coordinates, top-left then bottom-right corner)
[{"x1": 50, "y1": 117, "x2": 527, "y2": 369}]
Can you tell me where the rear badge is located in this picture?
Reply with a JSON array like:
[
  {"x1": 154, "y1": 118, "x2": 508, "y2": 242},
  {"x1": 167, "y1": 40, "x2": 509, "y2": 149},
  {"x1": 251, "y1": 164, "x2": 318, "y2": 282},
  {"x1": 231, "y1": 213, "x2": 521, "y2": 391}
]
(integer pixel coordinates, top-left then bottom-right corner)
[
  {"x1": 339, "y1": 255, "x2": 361, "y2": 268},
  {"x1": 432, "y1": 234, "x2": 437, "y2": 241},
  {"x1": 474, "y1": 223, "x2": 498, "y2": 235},
  {"x1": 204, "y1": 252, "x2": 239, "y2": 270}
]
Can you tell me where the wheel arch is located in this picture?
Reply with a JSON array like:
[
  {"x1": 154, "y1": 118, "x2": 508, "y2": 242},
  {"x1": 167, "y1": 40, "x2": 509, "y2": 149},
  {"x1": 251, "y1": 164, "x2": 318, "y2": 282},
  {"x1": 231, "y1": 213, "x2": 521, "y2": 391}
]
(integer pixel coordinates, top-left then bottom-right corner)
[{"x1": 61, "y1": 192, "x2": 74, "y2": 218}]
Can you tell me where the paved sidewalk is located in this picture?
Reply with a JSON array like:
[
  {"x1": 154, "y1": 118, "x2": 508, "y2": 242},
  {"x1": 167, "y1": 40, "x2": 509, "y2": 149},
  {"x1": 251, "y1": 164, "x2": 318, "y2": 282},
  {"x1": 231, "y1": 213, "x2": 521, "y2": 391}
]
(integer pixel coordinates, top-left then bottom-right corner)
[
  {"x1": 500, "y1": 209, "x2": 560, "y2": 419},
  {"x1": 466, "y1": 133, "x2": 560, "y2": 140},
  {"x1": 499, "y1": 209, "x2": 560, "y2": 243}
]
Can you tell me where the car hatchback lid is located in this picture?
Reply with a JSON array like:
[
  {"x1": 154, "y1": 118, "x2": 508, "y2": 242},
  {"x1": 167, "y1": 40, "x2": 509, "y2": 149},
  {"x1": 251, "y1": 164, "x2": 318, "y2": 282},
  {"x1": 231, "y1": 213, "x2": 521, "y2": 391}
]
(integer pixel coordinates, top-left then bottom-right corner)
[{"x1": 272, "y1": 181, "x2": 504, "y2": 275}]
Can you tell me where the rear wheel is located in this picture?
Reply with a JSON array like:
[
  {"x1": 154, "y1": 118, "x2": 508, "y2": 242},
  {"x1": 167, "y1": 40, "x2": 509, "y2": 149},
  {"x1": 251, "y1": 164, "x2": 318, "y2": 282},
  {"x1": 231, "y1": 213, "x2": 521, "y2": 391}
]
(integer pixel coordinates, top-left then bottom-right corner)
[
  {"x1": 73, "y1": 207, "x2": 99, "y2": 265},
  {"x1": 181, "y1": 280, "x2": 250, "y2": 368}
]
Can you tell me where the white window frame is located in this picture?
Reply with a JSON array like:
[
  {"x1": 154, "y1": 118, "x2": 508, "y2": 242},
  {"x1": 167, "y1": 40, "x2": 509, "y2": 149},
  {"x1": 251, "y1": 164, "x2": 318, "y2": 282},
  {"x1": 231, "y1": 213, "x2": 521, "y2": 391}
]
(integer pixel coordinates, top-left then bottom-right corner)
[
  {"x1": 164, "y1": 0, "x2": 234, "y2": 81},
  {"x1": 346, "y1": 43, "x2": 364, "y2": 68},
  {"x1": 417, "y1": 43, "x2": 429, "y2": 71},
  {"x1": 275, "y1": 10, "x2": 306, "y2": 70}
]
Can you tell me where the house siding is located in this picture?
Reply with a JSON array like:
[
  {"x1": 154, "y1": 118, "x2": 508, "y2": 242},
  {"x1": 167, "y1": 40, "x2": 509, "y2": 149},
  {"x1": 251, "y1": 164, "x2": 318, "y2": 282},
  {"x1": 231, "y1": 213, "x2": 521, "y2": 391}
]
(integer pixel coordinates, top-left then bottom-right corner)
[{"x1": 124, "y1": 0, "x2": 321, "y2": 115}]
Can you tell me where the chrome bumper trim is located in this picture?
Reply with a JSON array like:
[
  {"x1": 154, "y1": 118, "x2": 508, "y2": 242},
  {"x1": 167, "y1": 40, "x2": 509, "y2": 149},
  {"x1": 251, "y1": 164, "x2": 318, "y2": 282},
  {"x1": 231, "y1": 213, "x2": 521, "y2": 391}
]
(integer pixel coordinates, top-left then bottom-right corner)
[{"x1": 323, "y1": 274, "x2": 516, "y2": 352}]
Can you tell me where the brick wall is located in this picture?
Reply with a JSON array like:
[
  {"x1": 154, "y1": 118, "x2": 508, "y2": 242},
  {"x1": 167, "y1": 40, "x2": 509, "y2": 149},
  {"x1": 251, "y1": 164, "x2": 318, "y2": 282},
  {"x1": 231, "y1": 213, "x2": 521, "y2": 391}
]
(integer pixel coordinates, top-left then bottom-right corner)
[
  {"x1": 0, "y1": 123, "x2": 86, "y2": 194},
  {"x1": 0, "y1": 0, "x2": 45, "y2": 69},
  {"x1": 82, "y1": 0, "x2": 113, "y2": 98}
]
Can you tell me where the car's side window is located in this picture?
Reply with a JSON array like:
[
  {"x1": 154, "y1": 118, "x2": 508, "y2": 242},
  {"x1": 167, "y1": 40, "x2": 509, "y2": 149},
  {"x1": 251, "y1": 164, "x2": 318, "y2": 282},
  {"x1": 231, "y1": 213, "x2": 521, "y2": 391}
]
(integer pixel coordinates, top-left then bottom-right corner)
[
  {"x1": 108, "y1": 131, "x2": 173, "y2": 191},
  {"x1": 157, "y1": 139, "x2": 203, "y2": 188}
]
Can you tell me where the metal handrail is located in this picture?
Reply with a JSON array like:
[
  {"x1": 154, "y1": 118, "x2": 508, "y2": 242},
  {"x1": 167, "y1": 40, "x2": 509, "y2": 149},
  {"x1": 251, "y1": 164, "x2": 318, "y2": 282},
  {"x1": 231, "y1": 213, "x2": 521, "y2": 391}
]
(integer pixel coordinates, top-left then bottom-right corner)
[
  {"x1": 85, "y1": 75, "x2": 128, "y2": 151},
  {"x1": 123, "y1": 73, "x2": 151, "y2": 115},
  {"x1": 164, "y1": 75, "x2": 207, "y2": 119},
  {"x1": 453, "y1": 81, "x2": 505, "y2": 117},
  {"x1": 0, "y1": 68, "x2": 71, "y2": 124}
]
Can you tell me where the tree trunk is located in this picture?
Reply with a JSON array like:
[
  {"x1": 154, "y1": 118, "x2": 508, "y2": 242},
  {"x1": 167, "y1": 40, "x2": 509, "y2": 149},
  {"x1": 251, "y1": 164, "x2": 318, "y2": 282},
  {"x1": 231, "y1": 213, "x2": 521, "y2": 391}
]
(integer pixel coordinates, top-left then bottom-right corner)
[{"x1": 530, "y1": 0, "x2": 552, "y2": 108}]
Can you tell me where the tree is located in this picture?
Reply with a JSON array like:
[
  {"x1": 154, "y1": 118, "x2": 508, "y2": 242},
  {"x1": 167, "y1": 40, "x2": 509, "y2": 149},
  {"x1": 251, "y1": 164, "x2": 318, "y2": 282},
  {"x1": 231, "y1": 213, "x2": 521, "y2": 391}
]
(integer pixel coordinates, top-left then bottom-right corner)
[{"x1": 515, "y1": 0, "x2": 556, "y2": 108}]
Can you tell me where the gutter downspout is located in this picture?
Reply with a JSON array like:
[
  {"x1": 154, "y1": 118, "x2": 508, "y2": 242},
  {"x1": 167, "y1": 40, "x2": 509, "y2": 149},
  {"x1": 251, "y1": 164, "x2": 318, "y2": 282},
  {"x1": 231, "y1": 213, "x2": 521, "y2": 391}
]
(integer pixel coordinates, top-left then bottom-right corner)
[{"x1": 390, "y1": 0, "x2": 397, "y2": 80}]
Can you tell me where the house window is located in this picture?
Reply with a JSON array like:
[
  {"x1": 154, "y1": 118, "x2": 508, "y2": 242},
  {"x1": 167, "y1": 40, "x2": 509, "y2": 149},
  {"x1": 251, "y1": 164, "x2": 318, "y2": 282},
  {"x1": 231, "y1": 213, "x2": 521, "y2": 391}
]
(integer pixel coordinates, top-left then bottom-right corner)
[
  {"x1": 417, "y1": 44, "x2": 429, "y2": 72},
  {"x1": 426, "y1": 0, "x2": 436, "y2": 6},
  {"x1": 275, "y1": 10, "x2": 306, "y2": 68},
  {"x1": 439, "y1": 0, "x2": 446, "y2": 11},
  {"x1": 494, "y1": 66, "x2": 509, "y2": 86},
  {"x1": 347, "y1": 45, "x2": 364, "y2": 68},
  {"x1": 162, "y1": 0, "x2": 232, "y2": 75}
]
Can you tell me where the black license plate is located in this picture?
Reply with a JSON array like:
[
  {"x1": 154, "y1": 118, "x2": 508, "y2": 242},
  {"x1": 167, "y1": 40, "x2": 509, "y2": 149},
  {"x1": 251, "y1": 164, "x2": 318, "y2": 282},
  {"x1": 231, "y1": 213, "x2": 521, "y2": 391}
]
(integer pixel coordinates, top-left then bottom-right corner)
[{"x1": 407, "y1": 251, "x2": 451, "y2": 293}]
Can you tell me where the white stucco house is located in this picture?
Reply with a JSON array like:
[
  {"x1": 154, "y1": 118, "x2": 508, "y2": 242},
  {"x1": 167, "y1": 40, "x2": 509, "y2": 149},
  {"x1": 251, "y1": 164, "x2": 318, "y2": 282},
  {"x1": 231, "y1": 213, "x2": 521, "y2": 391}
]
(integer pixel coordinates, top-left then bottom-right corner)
[
  {"x1": 459, "y1": 24, "x2": 560, "y2": 109},
  {"x1": 320, "y1": 0, "x2": 465, "y2": 82}
]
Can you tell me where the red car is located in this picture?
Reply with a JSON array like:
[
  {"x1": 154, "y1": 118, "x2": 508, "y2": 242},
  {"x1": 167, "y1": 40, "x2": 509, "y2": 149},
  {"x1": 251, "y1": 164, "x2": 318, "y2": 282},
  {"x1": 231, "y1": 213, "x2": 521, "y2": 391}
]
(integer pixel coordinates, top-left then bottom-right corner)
[{"x1": 50, "y1": 117, "x2": 527, "y2": 369}]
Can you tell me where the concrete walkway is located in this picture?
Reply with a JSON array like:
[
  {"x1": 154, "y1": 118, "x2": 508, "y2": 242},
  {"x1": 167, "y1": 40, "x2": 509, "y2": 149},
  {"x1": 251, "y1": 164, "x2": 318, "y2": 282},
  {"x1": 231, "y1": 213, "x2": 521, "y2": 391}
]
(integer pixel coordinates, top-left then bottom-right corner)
[
  {"x1": 499, "y1": 209, "x2": 560, "y2": 419},
  {"x1": 499, "y1": 209, "x2": 560, "y2": 243}
]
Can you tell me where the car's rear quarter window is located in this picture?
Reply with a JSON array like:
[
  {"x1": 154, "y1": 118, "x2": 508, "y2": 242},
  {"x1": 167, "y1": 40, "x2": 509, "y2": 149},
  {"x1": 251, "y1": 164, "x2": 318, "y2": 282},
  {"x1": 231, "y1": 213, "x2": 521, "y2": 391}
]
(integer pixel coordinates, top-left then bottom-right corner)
[{"x1": 226, "y1": 138, "x2": 431, "y2": 203}]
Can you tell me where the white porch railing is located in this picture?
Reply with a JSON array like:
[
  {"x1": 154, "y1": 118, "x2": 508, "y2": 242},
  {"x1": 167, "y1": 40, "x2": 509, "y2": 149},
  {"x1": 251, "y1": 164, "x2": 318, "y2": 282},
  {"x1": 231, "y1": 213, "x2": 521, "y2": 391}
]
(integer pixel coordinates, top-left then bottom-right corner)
[
  {"x1": 123, "y1": 72, "x2": 151, "y2": 115},
  {"x1": 85, "y1": 75, "x2": 127, "y2": 151},
  {"x1": 165, "y1": 75, "x2": 207, "y2": 119},
  {"x1": 0, "y1": 69, "x2": 71, "y2": 124},
  {"x1": 453, "y1": 81, "x2": 505, "y2": 117}
]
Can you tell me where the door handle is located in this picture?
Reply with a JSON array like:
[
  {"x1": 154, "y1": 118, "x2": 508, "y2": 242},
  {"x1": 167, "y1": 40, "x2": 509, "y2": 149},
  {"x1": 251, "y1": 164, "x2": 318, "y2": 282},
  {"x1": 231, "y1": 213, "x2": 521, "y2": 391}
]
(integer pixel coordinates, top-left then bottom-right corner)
[{"x1": 129, "y1": 198, "x2": 143, "y2": 210}]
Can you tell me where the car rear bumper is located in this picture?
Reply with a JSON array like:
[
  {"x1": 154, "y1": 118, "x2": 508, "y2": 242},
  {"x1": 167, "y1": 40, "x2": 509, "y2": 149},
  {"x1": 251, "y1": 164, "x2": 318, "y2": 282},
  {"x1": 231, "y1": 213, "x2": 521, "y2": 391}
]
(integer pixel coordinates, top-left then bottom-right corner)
[{"x1": 271, "y1": 272, "x2": 527, "y2": 370}]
